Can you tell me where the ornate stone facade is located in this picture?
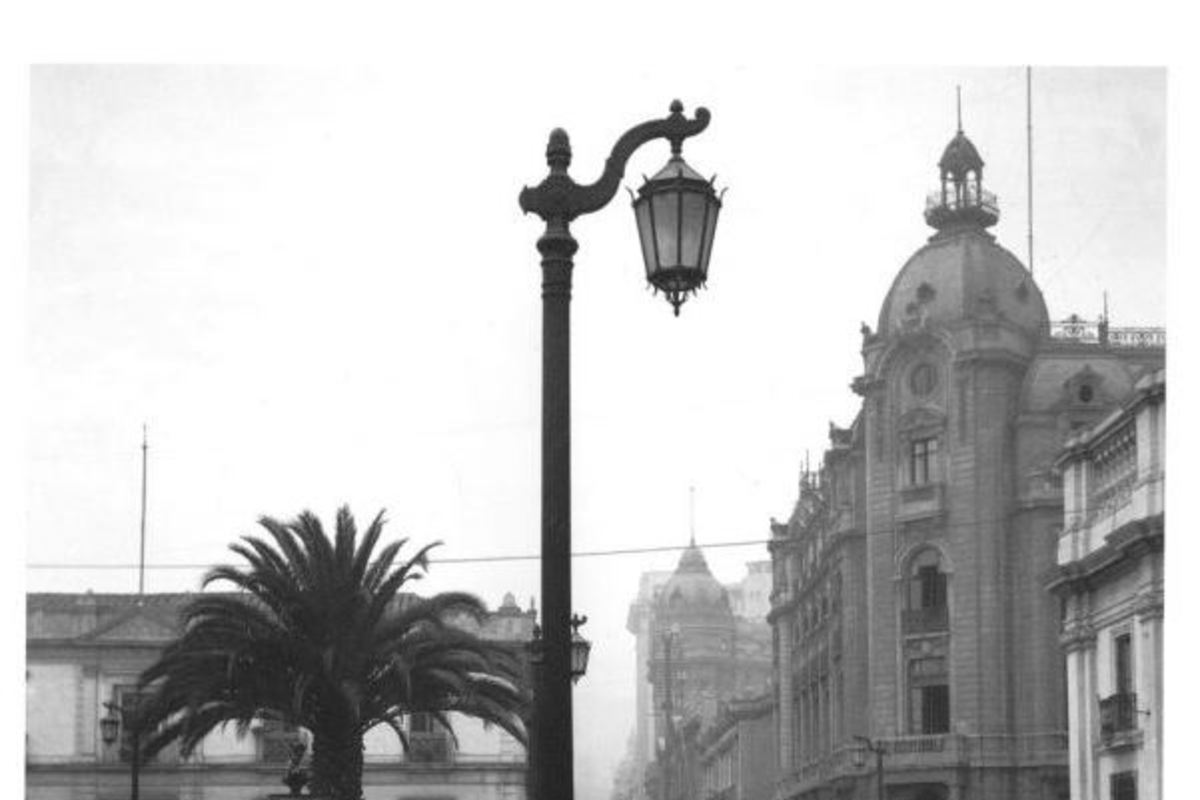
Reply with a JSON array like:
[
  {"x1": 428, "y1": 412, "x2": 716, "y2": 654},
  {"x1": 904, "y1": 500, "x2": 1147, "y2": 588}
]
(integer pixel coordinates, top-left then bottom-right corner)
[
  {"x1": 1047, "y1": 371, "x2": 1164, "y2": 800},
  {"x1": 768, "y1": 123, "x2": 1164, "y2": 800}
]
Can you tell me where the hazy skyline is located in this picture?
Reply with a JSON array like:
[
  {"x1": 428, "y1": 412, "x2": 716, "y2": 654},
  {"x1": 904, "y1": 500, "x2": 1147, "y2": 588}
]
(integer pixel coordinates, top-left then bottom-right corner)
[{"x1": 26, "y1": 65, "x2": 1165, "y2": 798}]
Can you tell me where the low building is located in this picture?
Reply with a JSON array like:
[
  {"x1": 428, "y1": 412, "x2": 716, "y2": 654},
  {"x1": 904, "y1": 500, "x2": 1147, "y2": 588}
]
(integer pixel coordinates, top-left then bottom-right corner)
[
  {"x1": 1048, "y1": 370, "x2": 1164, "y2": 800},
  {"x1": 698, "y1": 694, "x2": 776, "y2": 800},
  {"x1": 26, "y1": 590, "x2": 533, "y2": 800}
]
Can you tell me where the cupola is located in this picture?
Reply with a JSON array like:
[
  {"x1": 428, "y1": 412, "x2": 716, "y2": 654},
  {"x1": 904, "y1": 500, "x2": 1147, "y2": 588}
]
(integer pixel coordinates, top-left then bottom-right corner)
[
  {"x1": 656, "y1": 539, "x2": 732, "y2": 615},
  {"x1": 924, "y1": 88, "x2": 998, "y2": 232}
]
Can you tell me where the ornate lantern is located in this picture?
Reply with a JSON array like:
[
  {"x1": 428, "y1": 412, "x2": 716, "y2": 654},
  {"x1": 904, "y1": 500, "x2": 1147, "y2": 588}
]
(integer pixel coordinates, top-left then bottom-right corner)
[
  {"x1": 632, "y1": 153, "x2": 724, "y2": 315},
  {"x1": 851, "y1": 740, "x2": 868, "y2": 768},
  {"x1": 100, "y1": 705, "x2": 121, "y2": 746},
  {"x1": 569, "y1": 614, "x2": 592, "y2": 683}
]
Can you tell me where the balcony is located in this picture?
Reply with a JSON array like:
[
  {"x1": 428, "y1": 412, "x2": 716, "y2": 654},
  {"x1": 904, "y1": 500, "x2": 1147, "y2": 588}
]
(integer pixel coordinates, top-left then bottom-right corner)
[
  {"x1": 775, "y1": 733, "x2": 1067, "y2": 798},
  {"x1": 897, "y1": 482, "x2": 945, "y2": 522},
  {"x1": 1099, "y1": 692, "x2": 1140, "y2": 748},
  {"x1": 902, "y1": 605, "x2": 948, "y2": 635}
]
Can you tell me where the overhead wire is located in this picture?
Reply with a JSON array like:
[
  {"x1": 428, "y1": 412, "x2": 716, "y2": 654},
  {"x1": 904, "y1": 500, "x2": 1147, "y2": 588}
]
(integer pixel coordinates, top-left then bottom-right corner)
[{"x1": 24, "y1": 509, "x2": 1077, "y2": 572}]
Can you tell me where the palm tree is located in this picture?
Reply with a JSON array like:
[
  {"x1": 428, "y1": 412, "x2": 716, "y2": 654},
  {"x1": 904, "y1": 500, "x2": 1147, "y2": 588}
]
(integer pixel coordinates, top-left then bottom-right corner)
[{"x1": 134, "y1": 506, "x2": 529, "y2": 800}]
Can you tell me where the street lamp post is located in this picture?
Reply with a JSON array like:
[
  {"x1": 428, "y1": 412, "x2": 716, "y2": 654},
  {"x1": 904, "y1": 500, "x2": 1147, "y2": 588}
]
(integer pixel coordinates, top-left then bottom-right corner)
[
  {"x1": 527, "y1": 618, "x2": 592, "y2": 800},
  {"x1": 101, "y1": 700, "x2": 140, "y2": 800},
  {"x1": 519, "y1": 100, "x2": 721, "y2": 800},
  {"x1": 852, "y1": 735, "x2": 886, "y2": 800}
]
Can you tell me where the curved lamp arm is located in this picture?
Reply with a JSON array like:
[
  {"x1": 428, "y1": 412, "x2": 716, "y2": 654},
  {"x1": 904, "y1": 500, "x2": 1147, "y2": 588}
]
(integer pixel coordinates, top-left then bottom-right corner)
[{"x1": 519, "y1": 99, "x2": 710, "y2": 223}]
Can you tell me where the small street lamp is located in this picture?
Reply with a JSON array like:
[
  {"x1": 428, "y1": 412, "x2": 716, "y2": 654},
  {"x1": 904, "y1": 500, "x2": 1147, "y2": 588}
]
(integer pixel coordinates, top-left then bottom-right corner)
[
  {"x1": 851, "y1": 735, "x2": 886, "y2": 800},
  {"x1": 101, "y1": 700, "x2": 141, "y2": 800},
  {"x1": 532, "y1": 617, "x2": 592, "y2": 683},
  {"x1": 519, "y1": 99, "x2": 721, "y2": 800},
  {"x1": 569, "y1": 614, "x2": 592, "y2": 684}
]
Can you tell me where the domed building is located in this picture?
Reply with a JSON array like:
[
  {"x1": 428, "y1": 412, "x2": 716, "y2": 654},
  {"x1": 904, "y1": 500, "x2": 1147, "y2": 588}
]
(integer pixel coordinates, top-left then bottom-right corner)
[
  {"x1": 653, "y1": 541, "x2": 737, "y2": 726},
  {"x1": 624, "y1": 542, "x2": 774, "y2": 800},
  {"x1": 768, "y1": 118, "x2": 1163, "y2": 800}
]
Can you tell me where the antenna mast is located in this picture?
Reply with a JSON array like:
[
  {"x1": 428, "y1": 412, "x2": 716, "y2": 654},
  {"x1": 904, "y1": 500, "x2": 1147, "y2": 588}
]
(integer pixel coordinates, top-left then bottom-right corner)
[
  {"x1": 1027, "y1": 66, "x2": 1035, "y2": 275},
  {"x1": 138, "y1": 424, "x2": 148, "y2": 597}
]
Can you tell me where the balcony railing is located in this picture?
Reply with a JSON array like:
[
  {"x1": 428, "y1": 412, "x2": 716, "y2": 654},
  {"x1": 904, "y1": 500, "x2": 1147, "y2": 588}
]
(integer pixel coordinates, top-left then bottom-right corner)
[
  {"x1": 1100, "y1": 692, "x2": 1139, "y2": 742},
  {"x1": 1049, "y1": 317, "x2": 1165, "y2": 349},
  {"x1": 924, "y1": 187, "x2": 999, "y2": 218},
  {"x1": 902, "y1": 605, "x2": 948, "y2": 635},
  {"x1": 775, "y1": 732, "x2": 1068, "y2": 797}
]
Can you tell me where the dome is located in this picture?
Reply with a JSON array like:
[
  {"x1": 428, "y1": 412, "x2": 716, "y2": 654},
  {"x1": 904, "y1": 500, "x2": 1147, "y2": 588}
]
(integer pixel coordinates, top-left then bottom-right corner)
[
  {"x1": 656, "y1": 542, "x2": 732, "y2": 614},
  {"x1": 876, "y1": 227, "x2": 1049, "y2": 336},
  {"x1": 938, "y1": 129, "x2": 984, "y2": 178}
]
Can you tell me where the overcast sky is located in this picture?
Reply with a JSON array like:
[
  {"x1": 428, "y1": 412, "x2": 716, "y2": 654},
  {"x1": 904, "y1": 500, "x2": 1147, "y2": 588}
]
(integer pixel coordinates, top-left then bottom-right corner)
[{"x1": 23, "y1": 62, "x2": 1168, "y2": 798}]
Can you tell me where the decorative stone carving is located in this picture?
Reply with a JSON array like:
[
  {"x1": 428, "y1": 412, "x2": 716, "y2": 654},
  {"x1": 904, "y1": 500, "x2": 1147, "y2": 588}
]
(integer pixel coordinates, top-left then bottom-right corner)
[{"x1": 1060, "y1": 620, "x2": 1096, "y2": 652}]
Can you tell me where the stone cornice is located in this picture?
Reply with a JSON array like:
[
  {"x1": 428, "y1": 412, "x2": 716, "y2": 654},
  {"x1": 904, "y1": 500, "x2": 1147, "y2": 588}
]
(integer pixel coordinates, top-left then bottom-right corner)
[
  {"x1": 1046, "y1": 514, "x2": 1163, "y2": 595},
  {"x1": 951, "y1": 348, "x2": 1030, "y2": 373},
  {"x1": 1133, "y1": 590, "x2": 1164, "y2": 621}
]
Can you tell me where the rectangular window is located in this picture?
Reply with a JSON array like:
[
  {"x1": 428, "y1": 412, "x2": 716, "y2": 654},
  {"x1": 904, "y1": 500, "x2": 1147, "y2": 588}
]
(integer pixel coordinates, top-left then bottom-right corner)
[
  {"x1": 909, "y1": 684, "x2": 950, "y2": 734},
  {"x1": 1110, "y1": 771, "x2": 1137, "y2": 800},
  {"x1": 923, "y1": 685, "x2": 950, "y2": 733},
  {"x1": 917, "y1": 566, "x2": 947, "y2": 608},
  {"x1": 1114, "y1": 633, "x2": 1133, "y2": 694},
  {"x1": 909, "y1": 437, "x2": 938, "y2": 485}
]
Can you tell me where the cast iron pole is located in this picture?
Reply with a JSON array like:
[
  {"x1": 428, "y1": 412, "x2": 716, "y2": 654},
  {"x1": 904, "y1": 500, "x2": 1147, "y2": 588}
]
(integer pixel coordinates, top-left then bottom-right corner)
[{"x1": 519, "y1": 102, "x2": 711, "y2": 800}]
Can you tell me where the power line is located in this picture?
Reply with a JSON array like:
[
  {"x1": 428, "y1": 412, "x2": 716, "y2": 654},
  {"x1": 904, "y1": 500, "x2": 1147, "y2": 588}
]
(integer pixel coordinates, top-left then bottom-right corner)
[
  {"x1": 24, "y1": 537, "x2": 773, "y2": 571},
  {"x1": 24, "y1": 508, "x2": 1079, "y2": 572}
]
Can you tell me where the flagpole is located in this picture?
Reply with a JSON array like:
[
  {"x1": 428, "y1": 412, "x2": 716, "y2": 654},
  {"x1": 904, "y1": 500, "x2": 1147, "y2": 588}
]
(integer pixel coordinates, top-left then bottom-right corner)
[
  {"x1": 1027, "y1": 66, "x2": 1035, "y2": 275},
  {"x1": 138, "y1": 424, "x2": 148, "y2": 598}
]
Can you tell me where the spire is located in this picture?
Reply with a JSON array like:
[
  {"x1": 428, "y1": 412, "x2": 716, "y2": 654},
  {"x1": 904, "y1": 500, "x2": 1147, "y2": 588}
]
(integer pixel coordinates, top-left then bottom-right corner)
[{"x1": 956, "y1": 84, "x2": 963, "y2": 133}]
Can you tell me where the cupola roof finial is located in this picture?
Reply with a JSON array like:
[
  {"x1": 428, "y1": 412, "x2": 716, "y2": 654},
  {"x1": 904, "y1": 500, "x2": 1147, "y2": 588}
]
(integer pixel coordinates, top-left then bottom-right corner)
[{"x1": 956, "y1": 85, "x2": 963, "y2": 133}]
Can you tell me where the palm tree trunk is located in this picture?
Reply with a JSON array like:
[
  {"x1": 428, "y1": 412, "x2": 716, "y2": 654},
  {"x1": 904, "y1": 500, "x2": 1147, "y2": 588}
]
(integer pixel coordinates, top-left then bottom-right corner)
[{"x1": 310, "y1": 728, "x2": 365, "y2": 800}]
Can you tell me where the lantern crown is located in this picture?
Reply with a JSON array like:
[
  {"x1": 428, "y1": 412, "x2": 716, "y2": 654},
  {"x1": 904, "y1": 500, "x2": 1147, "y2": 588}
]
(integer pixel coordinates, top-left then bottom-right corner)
[{"x1": 925, "y1": 89, "x2": 998, "y2": 233}]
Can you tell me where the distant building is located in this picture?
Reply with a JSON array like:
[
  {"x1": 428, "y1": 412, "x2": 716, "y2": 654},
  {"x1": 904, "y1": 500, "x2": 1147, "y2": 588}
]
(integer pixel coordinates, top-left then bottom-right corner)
[
  {"x1": 26, "y1": 590, "x2": 533, "y2": 800},
  {"x1": 627, "y1": 570, "x2": 675, "y2": 774},
  {"x1": 767, "y1": 118, "x2": 1164, "y2": 800},
  {"x1": 623, "y1": 544, "x2": 773, "y2": 800},
  {"x1": 1048, "y1": 370, "x2": 1164, "y2": 800},
  {"x1": 697, "y1": 694, "x2": 776, "y2": 800},
  {"x1": 729, "y1": 561, "x2": 773, "y2": 621}
]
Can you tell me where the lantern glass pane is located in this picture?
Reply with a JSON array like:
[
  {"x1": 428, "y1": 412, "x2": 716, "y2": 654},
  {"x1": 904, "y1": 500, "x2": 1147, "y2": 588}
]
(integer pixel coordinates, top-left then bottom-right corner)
[
  {"x1": 700, "y1": 200, "x2": 720, "y2": 279},
  {"x1": 679, "y1": 191, "x2": 707, "y2": 268},
  {"x1": 635, "y1": 200, "x2": 658, "y2": 278},
  {"x1": 651, "y1": 192, "x2": 679, "y2": 268}
]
